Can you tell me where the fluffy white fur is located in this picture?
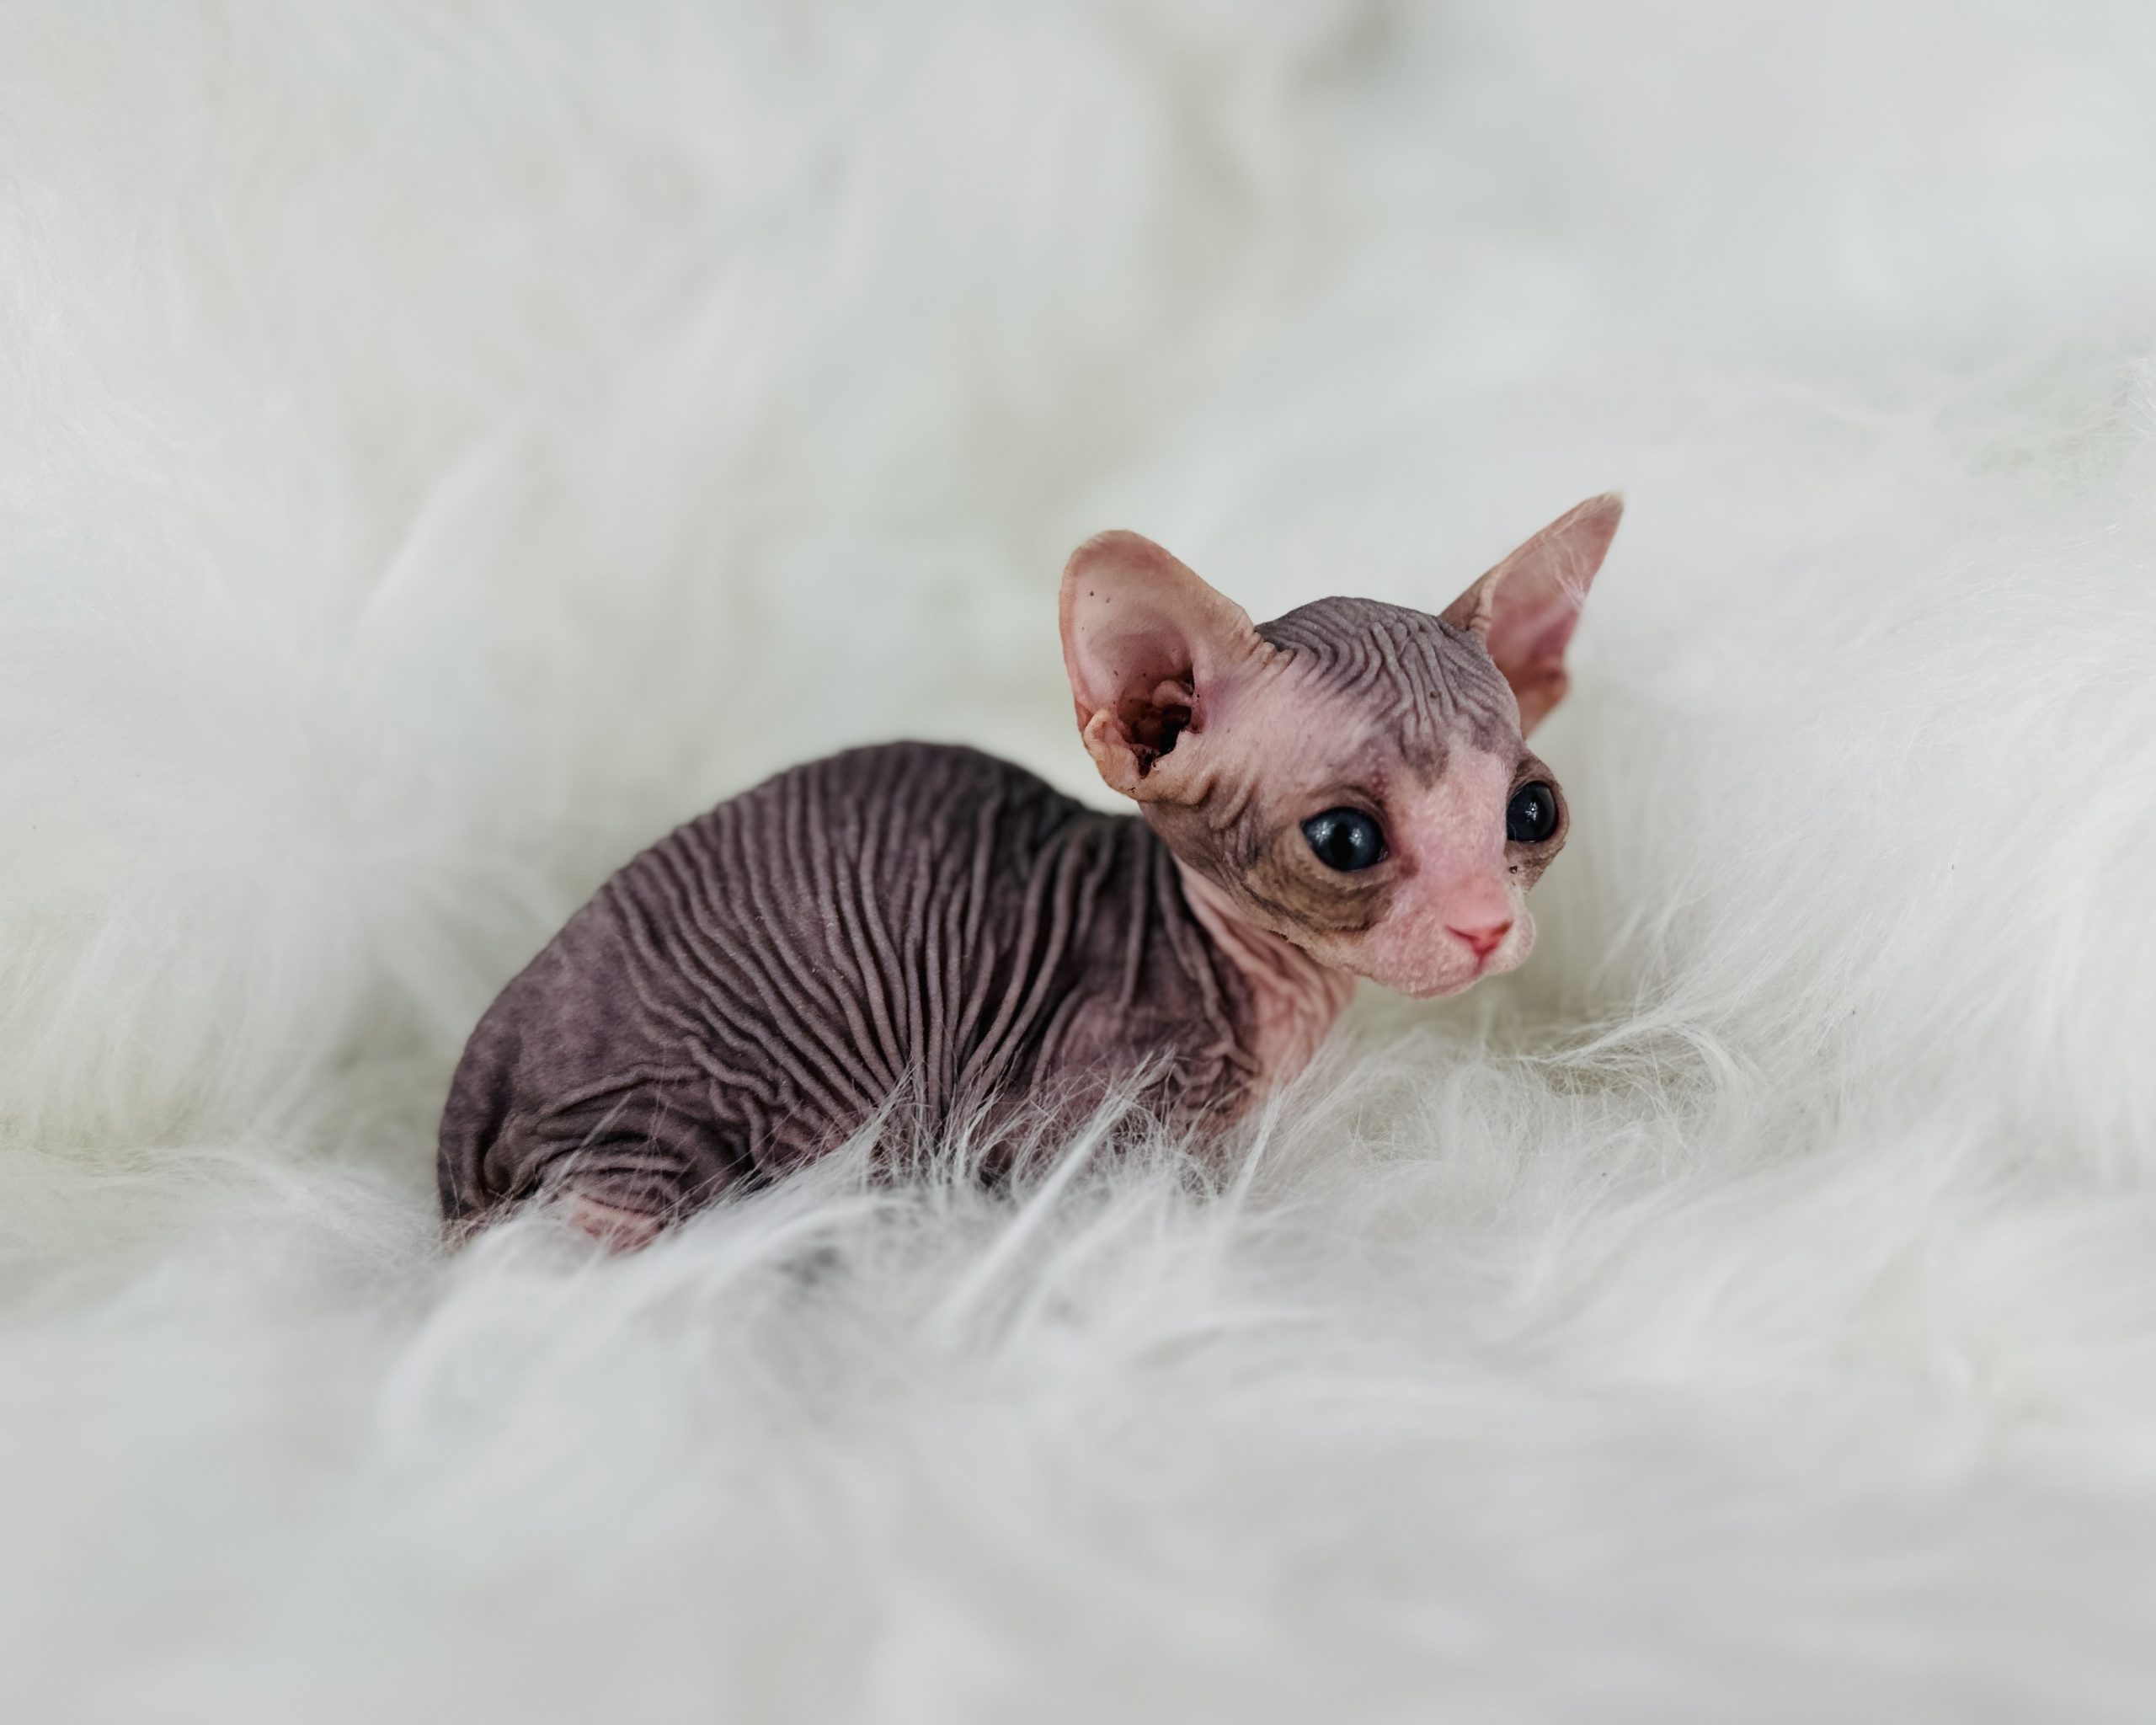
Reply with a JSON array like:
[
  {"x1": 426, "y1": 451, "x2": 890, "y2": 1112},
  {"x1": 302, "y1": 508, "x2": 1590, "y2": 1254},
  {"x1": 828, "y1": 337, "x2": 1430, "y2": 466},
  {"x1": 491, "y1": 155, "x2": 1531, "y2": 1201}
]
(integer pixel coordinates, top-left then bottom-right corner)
[{"x1": 7, "y1": 3, "x2": 2156, "y2": 1717}]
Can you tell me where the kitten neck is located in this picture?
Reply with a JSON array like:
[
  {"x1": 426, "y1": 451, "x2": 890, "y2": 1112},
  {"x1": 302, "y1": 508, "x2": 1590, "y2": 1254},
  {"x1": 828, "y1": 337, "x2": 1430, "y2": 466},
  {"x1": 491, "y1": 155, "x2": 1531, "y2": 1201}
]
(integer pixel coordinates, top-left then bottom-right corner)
[{"x1": 1176, "y1": 861, "x2": 1356, "y2": 1092}]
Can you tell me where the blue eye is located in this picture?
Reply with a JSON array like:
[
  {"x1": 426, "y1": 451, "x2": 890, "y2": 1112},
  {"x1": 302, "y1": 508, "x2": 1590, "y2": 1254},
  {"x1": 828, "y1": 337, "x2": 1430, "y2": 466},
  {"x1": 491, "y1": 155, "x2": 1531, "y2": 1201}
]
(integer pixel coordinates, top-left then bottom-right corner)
[
  {"x1": 1506, "y1": 782, "x2": 1560, "y2": 844},
  {"x1": 1302, "y1": 809, "x2": 1385, "y2": 872}
]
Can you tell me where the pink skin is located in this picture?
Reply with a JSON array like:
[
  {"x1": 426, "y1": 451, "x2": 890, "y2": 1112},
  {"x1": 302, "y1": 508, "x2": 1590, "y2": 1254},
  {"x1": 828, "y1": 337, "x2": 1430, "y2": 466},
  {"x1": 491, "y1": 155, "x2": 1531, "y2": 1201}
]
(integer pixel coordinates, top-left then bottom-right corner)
[
  {"x1": 560, "y1": 1194, "x2": 664, "y2": 1251},
  {"x1": 1170, "y1": 748, "x2": 1529, "y2": 1093},
  {"x1": 1361, "y1": 748, "x2": 1533, "y2": 995},
  {"x1": 1063, "y1": 494, "x2": 1619, "y2": 1092},
  {"x1": 1177, "y1": 863, "x2": 1358, "y2": 1081},
  {"x1": 1188, "y1": 660, "x2": 1537, "y2": 1001}
]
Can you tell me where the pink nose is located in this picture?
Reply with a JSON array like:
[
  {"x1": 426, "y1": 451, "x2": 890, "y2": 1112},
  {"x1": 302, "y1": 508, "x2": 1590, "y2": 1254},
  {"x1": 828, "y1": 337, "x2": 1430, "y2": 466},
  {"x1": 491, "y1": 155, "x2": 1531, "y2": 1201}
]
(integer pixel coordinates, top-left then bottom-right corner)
[{"x1": 1449, "y1": 920, "x2": 1513, "y2": 961}]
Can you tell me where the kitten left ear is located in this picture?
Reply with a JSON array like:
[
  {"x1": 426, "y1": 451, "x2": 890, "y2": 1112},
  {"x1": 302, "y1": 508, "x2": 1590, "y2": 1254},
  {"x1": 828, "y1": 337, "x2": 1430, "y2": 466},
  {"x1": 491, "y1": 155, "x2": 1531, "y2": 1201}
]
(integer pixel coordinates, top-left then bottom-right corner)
[
  {"x1": 1441, "y1": 492, "x2": 1622, "y2": 734},
  {"x1": 1060, "y1": 530, "x2": 1267, "y2": 800}
]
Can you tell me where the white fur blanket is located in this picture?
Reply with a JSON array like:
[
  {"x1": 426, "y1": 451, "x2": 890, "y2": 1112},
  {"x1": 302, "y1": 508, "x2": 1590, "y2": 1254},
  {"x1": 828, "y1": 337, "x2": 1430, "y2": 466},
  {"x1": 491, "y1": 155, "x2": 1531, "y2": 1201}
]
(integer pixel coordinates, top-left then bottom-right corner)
[{"x1": 6, "y1": 4, "x2": 2156, "y2": 1718}]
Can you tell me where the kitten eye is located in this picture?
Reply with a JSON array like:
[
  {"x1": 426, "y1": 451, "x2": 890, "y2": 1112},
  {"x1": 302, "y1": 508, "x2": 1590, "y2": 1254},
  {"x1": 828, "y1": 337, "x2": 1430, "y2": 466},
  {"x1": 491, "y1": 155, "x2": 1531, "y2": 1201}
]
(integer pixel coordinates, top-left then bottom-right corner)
[
  {"x1": 1506, "y1": 782, "x2": 1560, "y2": 844},
  {"x1": 1302, "y1": 809, "x2": 1385, "y2": 872}
]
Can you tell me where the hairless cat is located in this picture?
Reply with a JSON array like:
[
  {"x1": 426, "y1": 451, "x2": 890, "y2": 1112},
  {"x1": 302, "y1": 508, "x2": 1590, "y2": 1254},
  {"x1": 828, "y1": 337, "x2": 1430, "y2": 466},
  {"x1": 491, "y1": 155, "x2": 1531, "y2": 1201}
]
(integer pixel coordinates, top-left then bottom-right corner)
[{"x1": 439, "y1": 495, "x2": 1623, "y2": 1247}]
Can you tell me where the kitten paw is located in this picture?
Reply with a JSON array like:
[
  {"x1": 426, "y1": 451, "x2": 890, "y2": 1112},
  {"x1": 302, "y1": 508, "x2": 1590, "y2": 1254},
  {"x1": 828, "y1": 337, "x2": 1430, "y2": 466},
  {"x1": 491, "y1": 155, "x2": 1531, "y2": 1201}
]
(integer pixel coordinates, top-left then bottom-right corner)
[{"x1": 555, "y1": 1191, "x2": 665, "y2": 1251}]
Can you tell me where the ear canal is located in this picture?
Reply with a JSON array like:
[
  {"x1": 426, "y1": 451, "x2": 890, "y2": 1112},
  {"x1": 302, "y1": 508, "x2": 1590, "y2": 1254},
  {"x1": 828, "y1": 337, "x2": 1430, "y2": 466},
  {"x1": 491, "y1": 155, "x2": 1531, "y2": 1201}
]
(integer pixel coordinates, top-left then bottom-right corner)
[
  {"x1": 1441, "y1": 492, "x2": 1622, "y2": 734},
  {"x1": 1059, "y1": 531, "x2": 1264, "y2": 800}
]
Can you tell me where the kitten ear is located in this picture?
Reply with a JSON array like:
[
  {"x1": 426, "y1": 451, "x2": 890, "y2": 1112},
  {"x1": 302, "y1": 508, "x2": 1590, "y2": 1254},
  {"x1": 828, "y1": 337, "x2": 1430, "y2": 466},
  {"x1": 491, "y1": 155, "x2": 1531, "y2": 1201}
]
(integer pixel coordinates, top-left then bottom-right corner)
[
  {"x1": 1060, "y1": 531, "x2": 1267, "y2": 800},
  {"x1": 1441, "y1": 492, "x2": 1622, "y2": 734}
]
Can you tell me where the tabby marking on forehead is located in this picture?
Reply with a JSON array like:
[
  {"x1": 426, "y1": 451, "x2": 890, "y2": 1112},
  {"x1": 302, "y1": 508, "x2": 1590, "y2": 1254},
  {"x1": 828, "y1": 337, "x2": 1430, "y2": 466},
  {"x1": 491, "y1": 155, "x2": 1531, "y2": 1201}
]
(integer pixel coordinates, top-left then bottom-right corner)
[{"x1": 1256, "y1": 598, "x2": 1514, "y2": 777}]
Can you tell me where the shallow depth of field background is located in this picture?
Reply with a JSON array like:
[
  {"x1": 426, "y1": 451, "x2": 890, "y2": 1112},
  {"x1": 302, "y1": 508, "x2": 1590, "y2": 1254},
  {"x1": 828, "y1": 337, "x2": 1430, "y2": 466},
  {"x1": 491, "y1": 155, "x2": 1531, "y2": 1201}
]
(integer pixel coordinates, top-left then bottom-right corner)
[{"x1": 6, "y1": 3, "x2": 2156, "y2": 1718}]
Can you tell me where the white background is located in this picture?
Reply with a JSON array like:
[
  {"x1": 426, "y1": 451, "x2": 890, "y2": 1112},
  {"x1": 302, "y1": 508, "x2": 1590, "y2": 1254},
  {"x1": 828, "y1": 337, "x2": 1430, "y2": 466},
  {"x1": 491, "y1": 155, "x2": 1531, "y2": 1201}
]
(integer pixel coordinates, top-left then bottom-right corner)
[{"x1": 4, "y1": 3, "x2": 2156, "y2": 1717}]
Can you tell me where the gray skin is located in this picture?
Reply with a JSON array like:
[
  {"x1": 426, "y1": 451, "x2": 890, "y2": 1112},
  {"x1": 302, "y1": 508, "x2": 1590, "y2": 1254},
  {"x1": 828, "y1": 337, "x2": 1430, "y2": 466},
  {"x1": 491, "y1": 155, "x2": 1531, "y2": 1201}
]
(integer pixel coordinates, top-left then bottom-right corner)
[
  {"x1": 437, "y1": 740, "x2": 1258, "y2": 1236},
  {"x1": 439, "y1": 499, "x2": 1620, "y2": 1245}
]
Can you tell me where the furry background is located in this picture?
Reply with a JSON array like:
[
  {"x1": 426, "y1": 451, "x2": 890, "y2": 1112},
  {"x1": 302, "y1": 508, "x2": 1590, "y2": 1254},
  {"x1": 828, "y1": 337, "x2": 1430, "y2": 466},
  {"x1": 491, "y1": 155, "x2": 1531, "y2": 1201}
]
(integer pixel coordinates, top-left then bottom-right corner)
[{"x1": 6, "y1": 3, "x2": 2156, "y2": 1718}]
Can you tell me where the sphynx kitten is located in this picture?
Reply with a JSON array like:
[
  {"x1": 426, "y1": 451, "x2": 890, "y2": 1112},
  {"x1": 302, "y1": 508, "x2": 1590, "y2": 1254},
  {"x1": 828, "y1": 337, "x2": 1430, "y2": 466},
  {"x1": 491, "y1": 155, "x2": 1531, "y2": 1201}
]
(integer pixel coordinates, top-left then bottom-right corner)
[{"x1": 440, "y1": 494, "x2": 1622, "y2": 1247}]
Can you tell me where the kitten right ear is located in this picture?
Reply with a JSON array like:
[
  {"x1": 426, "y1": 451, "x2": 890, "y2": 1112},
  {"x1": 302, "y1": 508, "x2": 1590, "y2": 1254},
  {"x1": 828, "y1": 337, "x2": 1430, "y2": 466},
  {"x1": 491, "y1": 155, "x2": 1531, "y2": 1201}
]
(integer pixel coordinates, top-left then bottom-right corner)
[
  {"x1": 1442, "y1": 493, "x2": 1623, "y2": 734},
  {"x1": 1060, "y1": 531, "x2": 1267, "y2": 800}
]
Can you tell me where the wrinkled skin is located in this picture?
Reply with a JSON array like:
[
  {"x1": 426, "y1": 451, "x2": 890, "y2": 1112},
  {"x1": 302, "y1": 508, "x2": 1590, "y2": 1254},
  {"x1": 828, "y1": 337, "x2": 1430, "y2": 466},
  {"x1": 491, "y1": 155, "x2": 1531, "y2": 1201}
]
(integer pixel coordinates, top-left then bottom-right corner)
[
  {"x1": 438, "y1": 743, "x2": 1267, "y2": 1247},
  {"x1": 440, "y1": 496, "x2": 1621, "y2": 1246}
]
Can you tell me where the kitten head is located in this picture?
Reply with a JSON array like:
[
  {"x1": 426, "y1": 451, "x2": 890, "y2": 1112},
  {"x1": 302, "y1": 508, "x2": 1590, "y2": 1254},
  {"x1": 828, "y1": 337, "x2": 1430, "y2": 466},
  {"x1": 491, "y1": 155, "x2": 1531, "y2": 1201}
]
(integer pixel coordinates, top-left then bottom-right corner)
[{"x1": 1059, "y1": 495, "x2": 1620, "y2": 998}]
